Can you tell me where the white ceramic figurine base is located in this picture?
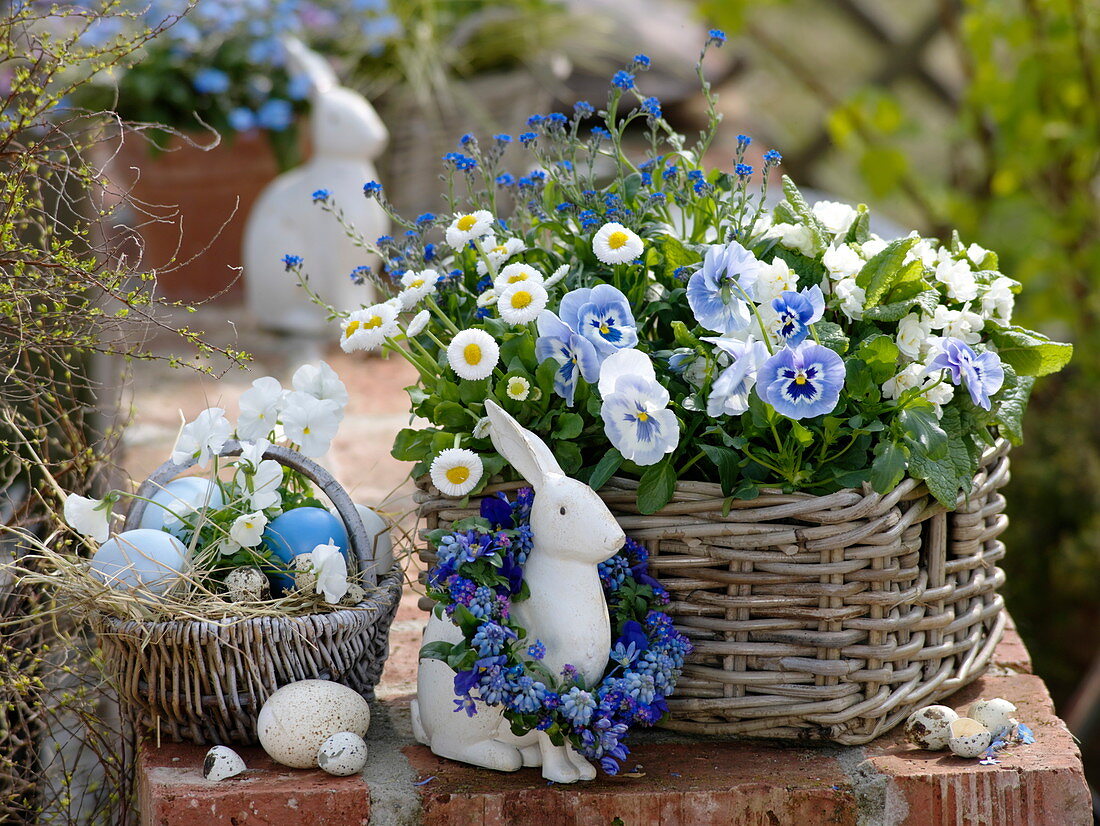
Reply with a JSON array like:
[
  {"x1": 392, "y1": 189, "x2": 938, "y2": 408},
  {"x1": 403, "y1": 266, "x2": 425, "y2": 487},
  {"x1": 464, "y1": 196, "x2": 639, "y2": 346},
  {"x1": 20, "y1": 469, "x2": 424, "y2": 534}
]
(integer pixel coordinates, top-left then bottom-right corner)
[
  {"x1": 243, "y1": 38, "x2": 389, "y2": 337},
  {"x1": 411, "y1": 400, "x2": 625, "y2": 783}
]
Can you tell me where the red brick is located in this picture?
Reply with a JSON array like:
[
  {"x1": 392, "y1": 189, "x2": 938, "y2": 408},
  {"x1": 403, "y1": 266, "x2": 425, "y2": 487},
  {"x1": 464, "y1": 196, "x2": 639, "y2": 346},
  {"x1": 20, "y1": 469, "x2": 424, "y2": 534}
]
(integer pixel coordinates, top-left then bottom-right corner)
[{"x1": 137, "y1": 742, "x2": 370, "y2": 826}]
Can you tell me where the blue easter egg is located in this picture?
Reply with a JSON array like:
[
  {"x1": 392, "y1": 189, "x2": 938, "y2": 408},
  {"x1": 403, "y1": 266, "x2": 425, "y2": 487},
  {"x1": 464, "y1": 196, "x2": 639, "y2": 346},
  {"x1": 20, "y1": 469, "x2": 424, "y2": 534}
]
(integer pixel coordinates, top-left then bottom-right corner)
[
  {"x1": 262, "y1": 507, "x2": 349, "y2": 592},
  {"x1": 140, "y1": 477, "x2": 225, "y2": 536},
  {"x1": 91, "y1": 529, "x2": 189, "y2": 596}
]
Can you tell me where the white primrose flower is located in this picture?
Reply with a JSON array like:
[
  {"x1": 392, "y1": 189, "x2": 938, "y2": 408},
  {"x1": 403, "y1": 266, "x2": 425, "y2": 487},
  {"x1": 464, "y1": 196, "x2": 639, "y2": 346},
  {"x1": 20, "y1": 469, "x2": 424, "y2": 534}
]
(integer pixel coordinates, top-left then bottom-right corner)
[
  {"x1": 934, "y1": 258, "x2": 979, "y2": 303},
  {"x1": 881, "y1": 363, "x2": 925, "y2": 401},
  {"x1": 237, "y1": 376, "x2": 286, "y2": 441},
  {"x1": 768, "y1": 222, "x2": 817, "y2": 257},
  {"x1": 229, "y1": 511, "x2": 268, "y2": 547},
  {"x1": 341, "y1": 303, "x2": 399, "y2": 353},
  {"x1": 980, "y1": 276, "x2": 1015, "y2": 322},
  {"x1": 543, "y1": 264, "x2": 569, "y2": 289},
  {"x1": 493, "y1": 262, "x2": 544, "y2": 292},
  {"x1": 398, "y1": 269, "x2": 439, "y2": 309},
  {"x1": 429, "y1": 448, "x2": 484, "y2": 497},
  {"x1": 505, "y1": 376, "x2": 531, "y2": 401},
  {"x1": 476, "y1": 289, "x2": 498, "y2": 308},
  {"x1": 967, "y1": 243, "x2": 992, "y2": 267},
  {"x1": 445, "y1": 210, "x2": 494, "y2": 249},
  {"x1": 406, "y1": 309, "x2": 430, "y2": 338},
  {"x1": 497, "y1": 281, "x2": 548, "y2": 325},
  {"x1": 63, "y1": 494, "x2": 110, "y2": 542},
  {"x1": 928, "y1": 306, "x2": 982, "y2": 344},
  {"x1": 903, "y1": 234, "x2": 939, "y2": 269},
  {"x1": 754, "y1": 257, "x2": 800, "y2": 304},
  {"x1": 592, "y1": 222, "x2": 644, "y2": 265},
  {"x1": 861, "y1": 237, "x2": 889, "y2": 259},
  {"x1": 447, "y1": 329, "x2": 499, "y2": 381},
  {"x1": 292, "y1": 361, "x2": 348, "y2": 410},
  {"x1": 311, "y1": 539, "x2": 349, "y2": 604},
  {"x1": 172, "y1": 407, "x2": 233, "y2": 468},
  {"x1": 832, "y1": 277, "x2": 866, "y2": 321},
  {"x1": 811, "y1": 200, "x2": 858, "y2": 238},
  {"x1": 280, "y1": 391, "x2": 341, "y2": 457},
  {"x1": 476, "y1": 237, "x2": 526, "y2": 274},
  {"x1": 822, "y1": 243, "x2": 864, "y2": 279},
  {"x1": 896, "y1": 313, "x2": 932, "y2": 360}
]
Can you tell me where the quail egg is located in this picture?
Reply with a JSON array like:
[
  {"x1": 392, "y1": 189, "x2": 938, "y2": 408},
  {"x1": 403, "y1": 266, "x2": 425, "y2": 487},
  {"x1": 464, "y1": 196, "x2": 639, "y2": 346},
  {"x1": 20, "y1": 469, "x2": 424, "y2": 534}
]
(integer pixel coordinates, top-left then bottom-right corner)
[
  {"x1": 948, "y1": 717, "x2": 993, "y2": 758},
  {"x1": 224, "y1": 566, "x2": 270, "y2": 602},
  {"x1": 317, "y1": 731, "x2": 368, "y2": 776},
  {"x1": 904, "y1": 704, "x2": 960, "y2": 750},
  {"x1": 969, "y1": 698, "x2": 1017, "y2": 734},
  {"x1": 203, "y1": 745, "x2": 246, "y2": 781}
]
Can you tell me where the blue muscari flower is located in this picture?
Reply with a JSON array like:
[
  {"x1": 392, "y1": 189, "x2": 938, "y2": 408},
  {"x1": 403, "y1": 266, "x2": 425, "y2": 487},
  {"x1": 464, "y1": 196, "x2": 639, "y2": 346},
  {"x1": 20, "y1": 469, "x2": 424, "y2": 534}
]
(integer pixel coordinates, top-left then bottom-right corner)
[
  {"x1": 612, "y1": 70, "x2": 635, "y2": 89},
  {"x1": 622, "y1": 672, "x2": 656, "y2": 705},
  {"x1": 467, "y1": 585, "x2": 496, "y2": 619},
  {"x1": 311, "y1": 188, "x2": 330, "y2": 203},
  {"x1": 192, "y1": 67, "x2": 229, "y2": 95},
  {"x1": 527, "y1": 640, "x2": 546, "y2": 660},
  {"x1": 559, "y1": 284, "x2": 639, "y2": 360},
  {"x1": 737, "y1": 133, "x2": 752, "y2": 147},
  {"x1": 686, "y1": 241, "x2": 760, "y2": 333},
  {"x1": 598, "y1": 555, "x2": 630, "y2": 589},
  {"x1": 633, "y1": 53, "x2": 651, "y2": 69},
  {"x1": 447, "y1": 575, "x2": 477, "y2": 605},
  {"x1": 518, "y1": 131, "x2": 537, "y2": 145},
  {"x1": 757, "y1": 341, "x2": 846, "y2": 420},
  {"x1": 415, "y1": 212, "x2": 436, "y2": 224},
  {"x1": 227, "y1": 107, "x2": 256, "y2": 132},
  {"x1": 560, "y1": 686, "x2": 597, "y2": 726},
  {"x1": 478, "y1": 665, "x2": 510, "y2": 704},
  {"x1": 363, "y1": 180, "x2": 382, "y2": 197},
  {"x1": 708, "y1": 28, "x2": 727, "y2": 46},
  {"x1": 641, "y1": 96, "x2": 661, "y2": 118},
  {"x1": 281, "y1": 253, "x2": 302, "y2": 271},
  {"x1": 471, "y1": 622, "x2": 514, "y2": 656},
  {"x1": 508, "y1": 675, "x2": 547, "y2": 714},
  {"x1": 574, "y1": 100, "x2": 595, "y2": 118},
  {"x1": 514, "y1": 523, "x2": 533, "y2": 564},
  {"x1": 526, "y1": 114, "x2": 544, "y2": 127},
  {"x1": 256, "y1": 98, "x2": 293, "y2": 131},
  {"x1": 349, "y1": 264, "x2": 370, "y2": 283},
  {"x1": 771, "y1": 285, "x2": 825, "y2": 346},
  {"x1": 736, "y1": 163, "x2": 753, "y2": 178},
  {"x1": 764, "y1": 149, "x2": 783, "y2": 165},
  {"x1": 535, "y1": 311, "x2": 601, "y2": 407},
  {"x1": 927, "y1": 338, "x2": 1005, "y2": 410}
]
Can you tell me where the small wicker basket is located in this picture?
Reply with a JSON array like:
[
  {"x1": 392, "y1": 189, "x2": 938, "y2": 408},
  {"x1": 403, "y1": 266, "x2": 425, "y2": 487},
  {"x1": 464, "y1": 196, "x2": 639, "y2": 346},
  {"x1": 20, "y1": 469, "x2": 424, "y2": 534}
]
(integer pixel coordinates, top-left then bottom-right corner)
[
  {"x1": 93, "y1": 443, "x2": 402, "y2": 746},
  {"x1": 415, "y1": 441, "x2": 1010, "y2": 745}
]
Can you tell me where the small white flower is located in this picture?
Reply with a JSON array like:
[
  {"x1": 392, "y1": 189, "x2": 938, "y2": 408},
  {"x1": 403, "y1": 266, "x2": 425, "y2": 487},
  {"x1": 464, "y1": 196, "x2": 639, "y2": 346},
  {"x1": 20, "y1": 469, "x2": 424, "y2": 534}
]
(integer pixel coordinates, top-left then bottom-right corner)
[
  {"x1": 754, "y1": 257, "x2": 799, "y2": 304},
  {"x1": 240, "y1": 457, "x2": 282, "y2": 511},
  {"x1": 236, "y1": 437, "x2": 271, "y2": 470},
  {"x1": 811, "y1": 200, "x2": 858, "y2": 238},
  {"x1": 896, "y1": 313, "x2": 932, "y2": 360},
  {"x1": 926, "y1": 380, "x2": 955, "y2": 408},
  {"x1": 505, "y1": 376, "x2": 531, "y2": 401},
  {"x1": 493, "y1": 262, "x2": 544, "y2": 292},
  {"x1": 445, "y1": 210, "x2": 494, "y2": 249},
  {"x1": 769, "y1": 222, "x2": 817, "y2": 257},
  {"x1": 63, "y1": 494, "x2": 110, "y2": 542},
  {"x1": 217, "y1": 538, "x2": 242, "y2": 557},
  {"x1": 429, "y1": 448, "x2": 483, "y2": 497},
  {"x1": 592, "y1": 222, "x2": 644, "y2": 265},
  {"x1": 280, "y1": 391, "x2": 342, "y2": 457},
  {"x1": 497, "y1": 281, "x2": 548, "y2": 325},
  {"x1": 398, "y1": 269, "x2": 439, "y2": 309},
  {"x1": 476, "y1": 237, "x2": 526, "y2": 274},
  {"x1": 447, "y1": 329, "x2": 499, "y2": 381},
  {"x1": 292, "y1": 361, "x2": 349, "y2": 409},
  {"x1": 476, "y1": 289, "x2": 498, "y2": 308},
  {"x1": 340, "y1": 303, "x2": 399, "y2": 353},
  {"x1": 980, "y1": 276, "x2": 1015, "y2": 322},
  {"x1": 472, "y1": 417, "x2": 491, "y2": 439},
  {"x1": 311, "y1": 539, "x2": 349, "y2": 604},
  {"x1": 230, "y1": 511, "x2": 268, "y2": 547},
  {"x1": 861, "y1": 238, "x2": 889, "y2": 259},
  {"x1": 833, "y1": 277, "x2": 866, "y2": 321},
  {"x1": 934, "y1": 258, "x2": 979, "y2": 302},
  {"x1": 172, "y1": 407, "x2": 233, "y2": 468},
  {"x1": 822, "y1": 243, "x2": 864, "y2": 279},
  {"x1": 967, "y1": 243, "x2": 992, "y2": 267},
  {"x1": 543, "y1": 264, "x2": 569, "y2": 289},
  {"x1": 237, "y1": 376, "x2": 285, "y2": 441},
  {"x1": 928, "y1": 306, "x2": 982, "y2": 344},
  {"x1": 881, "y1": 363, "x2": 925, "y2": 401},
  {"x1": 902, "y1": 234, "x2": 939, "y2": 269},
  {"x1": 406, "y1": 309, "x2": 430, "y2": 338}
]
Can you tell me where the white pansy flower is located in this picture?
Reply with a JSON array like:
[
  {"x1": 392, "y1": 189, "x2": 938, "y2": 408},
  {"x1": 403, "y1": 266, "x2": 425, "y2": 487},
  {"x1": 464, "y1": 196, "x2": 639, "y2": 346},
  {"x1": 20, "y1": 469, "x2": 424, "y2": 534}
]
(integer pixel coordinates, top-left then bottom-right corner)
[
  {"x1": 543, "y1": 264, "x2": 569, "y2": 289},
  {"x1": 934, "y1": 258, "x2": 979, "y2": 302},
  {"x1": 311, "y1": 540, "x2": 349, "y2": 604},
  {"x1": 172, "y1": 407, "x2": 233, "y2": 468},
  {"x1": 292, "y1": 361, "x2": 348, "y2": 410},
  {"x1": 230, "y1": 511, "x2": 267, "y2": 547},
  {"x1": 398, "y1": 269, "x2": 438, "y2": 309},
  {"x1": 447, "y1": 329, "x2": 499, "y2": 381},
  {"x1": 928, "y1": 306, "x2": 982, "y2": 344},
  {"x1": 280, "y1": 391, "x2": 341, "y2": 457},
  {"x1": 505, "y1": 376, "x2": 531, "y2": 401},
  {"x1": 754, "y1": 257, "x2": 800, "y2": 304},
  {"x1": 833, "y1": 277, "x2": 866, "y2": 321},
  {"x1": 241, "y1": 456, "x2": 282, "y2": 511},
  {"x1": 341, "y1": 303, "x2": 399, "y2": 353},
  {"x1": 493, "y1": 262, "x2": 544, "y2": 292},
  {"x1": 896, "y1": 313, "x2": 932, "y2": 360},
  {"x1": 980, "y1": 276, "x2": 1015, "y2": 322},
  {"x1": 237, "y1": 376, "x2": 285, "y2": 441},
  {"x1": 472, "y1": 417, "x2": 491, "y2": 439},
  {"x1": 768, "y1": 222, "x2": 817, "y2": 257},
  {"x1": 497, "y1": 281, "x2": 548, "y2": 325},
  {"x1": 235, "y1": 437, "x2": 271, "y2": 471},
  {"x1": 429, "y1": 448, "x2": 483, "y2": 497},
  {"x1": 476, "y1": 237, "x2": 526, "y2": 274},
  {"x1": 63, "y1": 494, "x2": 110, "y2": 542},
  {"x1": 592, "y1": 222, "x2": 644, "y2": 265},
  {"x1": 217, "y1": 538, "x2": 242, "y2": 557},
  {"x1": 445, "y1": 210, "x2": 494, "y2": 249},
  {"x1": 405, "y1": 309, "x2": 430, "y2": 338},
  {"x1": 811, "y1": 200, "x2": 858, "y2": 238},
  {"x1": 822, "y1": 243, "x2": 864, "y2": 279},
  {"x1": 476, "y1": 289, "x2": 498, "y2": 308}
]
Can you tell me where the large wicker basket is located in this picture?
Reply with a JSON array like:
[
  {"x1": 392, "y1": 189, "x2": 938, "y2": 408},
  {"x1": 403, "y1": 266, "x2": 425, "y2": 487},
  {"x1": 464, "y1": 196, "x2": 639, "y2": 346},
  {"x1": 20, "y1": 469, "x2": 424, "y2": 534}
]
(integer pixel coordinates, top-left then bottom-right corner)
[
  {"x1": 93, "y1": 443, "x2": 403, "y2": 745},
  {"x1": 415, "y1": 440, "x2": 1010, "y2": 745}
]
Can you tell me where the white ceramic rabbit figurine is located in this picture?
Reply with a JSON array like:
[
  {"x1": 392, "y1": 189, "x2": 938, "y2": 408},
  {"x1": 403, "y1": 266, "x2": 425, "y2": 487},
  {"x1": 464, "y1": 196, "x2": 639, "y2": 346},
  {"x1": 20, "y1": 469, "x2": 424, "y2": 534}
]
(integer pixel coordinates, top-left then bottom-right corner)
[
  {"x1": 243, "y1": 38, "x2": 388, "y2": 336},
  {"x1": 411, "y1": 400, "x2": 625, "y2": 783}
]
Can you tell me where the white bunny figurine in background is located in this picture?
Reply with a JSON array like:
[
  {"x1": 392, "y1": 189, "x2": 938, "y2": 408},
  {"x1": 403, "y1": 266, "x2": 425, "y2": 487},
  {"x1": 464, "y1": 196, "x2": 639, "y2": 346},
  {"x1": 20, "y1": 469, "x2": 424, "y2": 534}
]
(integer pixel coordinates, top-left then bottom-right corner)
[
  {"x1": 411, "y1": 400, "x2": 625, "y2": 783},
  {"x1": 243, "y1": 38, "x2": 388, "y2": 337}
]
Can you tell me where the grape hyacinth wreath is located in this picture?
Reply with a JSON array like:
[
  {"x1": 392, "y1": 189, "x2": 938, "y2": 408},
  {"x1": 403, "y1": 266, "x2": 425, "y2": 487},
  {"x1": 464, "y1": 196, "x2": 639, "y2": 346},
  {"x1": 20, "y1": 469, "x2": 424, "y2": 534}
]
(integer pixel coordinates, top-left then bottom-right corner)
[{"x1": 419, "y1": 489, "x2": 692, "y2": 775}]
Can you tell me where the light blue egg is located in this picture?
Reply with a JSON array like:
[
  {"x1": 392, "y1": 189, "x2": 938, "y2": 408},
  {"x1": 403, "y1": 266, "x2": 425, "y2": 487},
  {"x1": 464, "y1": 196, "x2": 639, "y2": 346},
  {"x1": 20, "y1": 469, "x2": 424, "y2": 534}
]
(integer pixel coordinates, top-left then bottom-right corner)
[
  {"x1": 262, "y1": 507, "x2": 349, "y2": 592},
  {"x1": 140, "y1": 477, "x2": 225, "y2": 536},
  {"x1": 90, "y1": 529, "x2": 189, "y2": 596}
]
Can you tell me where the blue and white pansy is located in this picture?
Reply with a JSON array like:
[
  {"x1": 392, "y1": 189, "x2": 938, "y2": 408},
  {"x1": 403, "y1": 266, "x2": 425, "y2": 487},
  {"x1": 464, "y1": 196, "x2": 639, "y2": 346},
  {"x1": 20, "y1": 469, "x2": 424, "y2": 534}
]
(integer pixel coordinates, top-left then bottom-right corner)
[
  {"x1": 926, "y1": 337, "x2": 1005, "y2": 411},
  {"x1": 598, "y1": 349, "x2": 680, "y2": 465},
  {"x1": 535, "y1": 311, "x2": 601, "y2": 406},
  {"x1": 686, "y1": 241, "x2": 760, "y2": 334},
  {"x1": 771, "y1": 285, "x2": 825, "y2": 347},
  {"x1": 703, "y1": 336, "x2": 769, "y2": 417},
  {"x1": 559, "y1": 284, "x2": 639, "y2": 359},
  {"x1": 757, "y1": 341, "x2": 846, "y2": 420}
]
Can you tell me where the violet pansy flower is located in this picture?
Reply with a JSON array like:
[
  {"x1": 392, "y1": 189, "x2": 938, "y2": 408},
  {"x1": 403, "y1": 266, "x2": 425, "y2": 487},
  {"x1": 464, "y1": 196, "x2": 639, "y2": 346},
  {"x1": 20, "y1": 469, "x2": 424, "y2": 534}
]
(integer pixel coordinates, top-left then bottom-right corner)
[
  {"x1": 757, "y1": 341, "x2": 845, "y2": 420},
  {"x1": 535, "y1": 310, "x2": 601, "y2": 406},
  {"x1": 771, "y1": 285, "x2": 825, "y2": 346},
  {"x1": 926, "y1": 337, "x2": 1004, "y2": 410},
  {"x1": 686, "y1": 241, "x2": 760, "y2": 334},
  {"x1": 559, "y1": 284, "x2": 639, "y2": 359}
]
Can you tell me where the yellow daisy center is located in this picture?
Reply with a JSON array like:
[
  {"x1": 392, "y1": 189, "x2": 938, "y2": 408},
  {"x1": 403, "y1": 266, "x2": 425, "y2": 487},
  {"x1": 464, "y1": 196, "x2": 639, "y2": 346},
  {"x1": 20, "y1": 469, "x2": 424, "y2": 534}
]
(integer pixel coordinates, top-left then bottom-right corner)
[
  {"x1": 364, "y1": 314, "x2": 383, "y2": 329},
  {"x1": 508, "y1": 379, "x2": 527, "y2": 396},
  {"x1": 344, "y1": 320, "x2": 360, "y2": 337},
  {"x1": 446, "y1": 465, "x2": 470, "y2": 485},
  {"x1": 507, "y1": 272, "x2": 529, "y2": 283},
  {"x1": 457, "y1": 215, "x2": 477, "y2": 231},
  {"x1": 608, "y1": 230, "x2": 629, "y2": 250},
  {"x1": 464, "y1": 343, "x2": 483, "y2": 365},
  {"x1": 492, "y1": 245, "x2": 507, "y2": 255},
  {"x1": 410, "y1": 278, "x2": 425, "y2": 289},
  {"x1": 511, "y1": 291, "x2": 532, "y2": 309}
]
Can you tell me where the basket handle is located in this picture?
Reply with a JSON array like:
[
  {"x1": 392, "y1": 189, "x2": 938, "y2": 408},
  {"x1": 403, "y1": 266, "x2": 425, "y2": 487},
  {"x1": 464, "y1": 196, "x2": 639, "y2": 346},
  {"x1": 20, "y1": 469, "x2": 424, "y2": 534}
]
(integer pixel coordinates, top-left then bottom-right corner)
[{"x1": 123, "y1": 441, "x2": 377, "y2": 587}]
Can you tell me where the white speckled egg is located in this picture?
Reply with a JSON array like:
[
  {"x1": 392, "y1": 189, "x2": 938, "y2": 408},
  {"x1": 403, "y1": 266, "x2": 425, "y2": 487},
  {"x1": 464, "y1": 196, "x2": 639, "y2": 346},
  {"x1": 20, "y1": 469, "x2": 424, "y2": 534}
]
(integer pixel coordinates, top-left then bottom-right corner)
[
  {"x1": 317, "y1": 731, "x2": 368, "y2": 776},
  {"x1": 949, "y1": 717, "x2": 993, "y2": 758},
  {"x1": 969, "y1": 698, "x2": 1017, "y2": 733},
  {"x1": 294, "y1": 553, "x2": 317, "y2": 592},
  {"x1": 140, "y1": 477, "x2": 224, "y2": 536},
  {"x1": 203, "y1": 745, "x2": 246, "y2": 781},
  {"x1": 354, "y1": 504, "x2": 394, "y2": 573},
  {"x1": 257, "y1": 680, "x2": 370, "y2": 768},
  {"x1": 904, "y1": 705, "x2": 959, "y2": 750},
  {"x1": 90, "y1": 529, "x2": 188, "y2": 596},
  {"x1": 224, "y1": 567, "x2": 270, "y2": 602}
]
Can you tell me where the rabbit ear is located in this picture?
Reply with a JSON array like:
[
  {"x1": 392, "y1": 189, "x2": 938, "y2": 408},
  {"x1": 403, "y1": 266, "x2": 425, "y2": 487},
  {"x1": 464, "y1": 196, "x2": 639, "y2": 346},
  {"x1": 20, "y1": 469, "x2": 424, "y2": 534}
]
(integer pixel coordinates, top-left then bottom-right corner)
[
  {"x1": 485, "y1": 399, "x2": 563, "y2": 487},
  {"x1": 283, "y1": 37, "x2": 337, "y2": 94}
]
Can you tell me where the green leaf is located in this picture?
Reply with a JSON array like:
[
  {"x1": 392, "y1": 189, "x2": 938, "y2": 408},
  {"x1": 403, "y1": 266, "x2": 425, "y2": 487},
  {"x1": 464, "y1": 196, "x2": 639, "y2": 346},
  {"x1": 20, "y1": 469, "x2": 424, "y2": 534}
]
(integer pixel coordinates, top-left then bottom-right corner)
[
  {"x1": 855, "y1": 334, "x2": 901, "y2": 383},
  {"x1": 855, "y1": 237, "x2": 919, "y2": 309},
  {"x1": 458, "y1": 379, "x2": 490, "y2": 405},
  {"x1": 623, "y1": 172, "x2": 644, "y2": 203},
  {"x1": 589, "y1": 448, "x2": 623, "y2": 491},
  {"x1": 862, "y1": 289, "x2": 939, "y2": 322},
  {"x1": 433, "y1": 400, "x2": 473, "y2": 428},
  {"x1": 554, "y1": 412, "x2": 584, "y2": 440},
  {"x1": 780, "y1": 176, "x2": 827, "y2": 255},
  {"x1": 391, "y1": 428, "x2": 432, "y2": 461},
  {"x1": 789, "y1": 421, "x2": 815, "y2": 447},
  {"x1": 992, "y1": 365, "x2": 1034, "y2": 445},
  {"x1": 554, "y1": 441, "x2": 583, "y2": 474},
  {"x1": 843, "y1": 204, "x2": 871, "y2": 244},
  {"x1": 815, "y1": 321, "x2": 850, "y2": 355},
  {"x1": 907, "y1": 406, "x2": 976, "y2": 506},
  {"x1": 898, "y1": 404, "x2": 948, "y2": 460},
  {"x1": 700, "y1": 444, "x2": 739, "y2": 496},
  {"x1": 870, "y1": 441, "x2": 908, "y2": 493},
  {"x1": 670, "y1": 320, "x2": 701, "y2": 349},
  {"x1": 418, "y1": 640, "x2": 454, "y2": 662},
  {"x1": 657, "y1": 235, "x2": 696, "y2": 281},
  {"x1": 984, "y1": 323, "x2": 1073, "y2": 377},
  {"x1": 637, "y1": 458, "x2": 677, "y2": 514}
]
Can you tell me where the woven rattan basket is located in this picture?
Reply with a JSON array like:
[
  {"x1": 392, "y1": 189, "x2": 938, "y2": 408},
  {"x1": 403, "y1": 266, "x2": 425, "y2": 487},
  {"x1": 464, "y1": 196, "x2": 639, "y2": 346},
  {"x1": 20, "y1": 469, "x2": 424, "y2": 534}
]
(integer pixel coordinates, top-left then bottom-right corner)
[
  {"x1": 93, "y1": 443, "x2": 402, "y2": 745},
  {"x1": 415, "y1": 440, "x2": 1010, "y2": 745}
]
